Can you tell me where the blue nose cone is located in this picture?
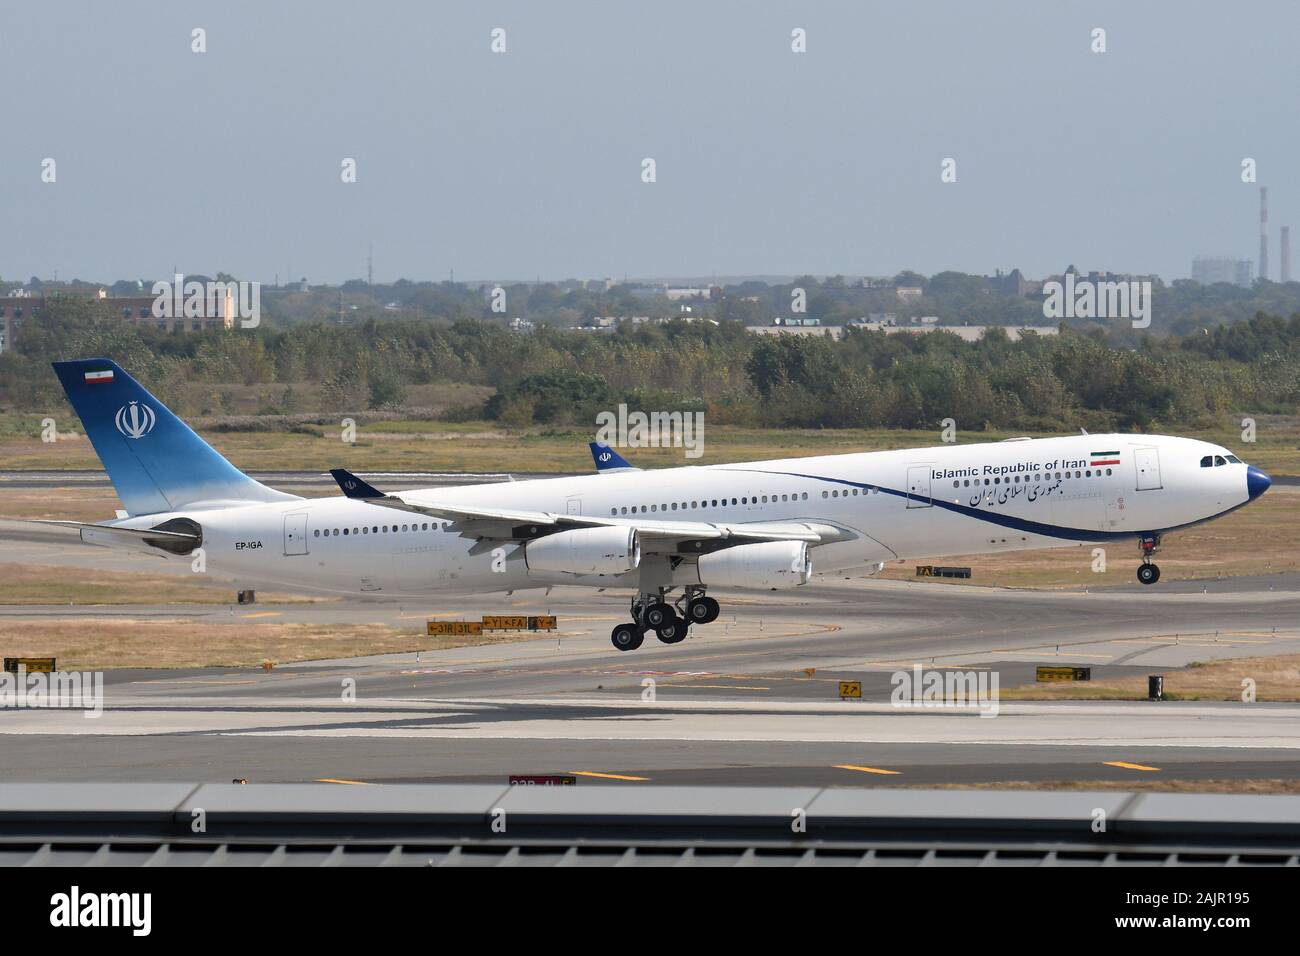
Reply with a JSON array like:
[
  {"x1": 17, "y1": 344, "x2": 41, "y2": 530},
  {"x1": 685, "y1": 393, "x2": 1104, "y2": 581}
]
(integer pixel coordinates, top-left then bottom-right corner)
[{"x1": 1247, "y1": 465, "x2": 1271, "y2": 500}]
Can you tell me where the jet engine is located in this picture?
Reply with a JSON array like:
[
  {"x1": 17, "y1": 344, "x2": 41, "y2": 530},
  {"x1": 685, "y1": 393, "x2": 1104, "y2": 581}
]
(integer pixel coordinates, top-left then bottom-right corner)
[
  {"x1": 695, "y1": 541, "x2": 812, "y2": 589},
  {"x1": 525, "y1": 526, "x2": 641, "y2": 575}
]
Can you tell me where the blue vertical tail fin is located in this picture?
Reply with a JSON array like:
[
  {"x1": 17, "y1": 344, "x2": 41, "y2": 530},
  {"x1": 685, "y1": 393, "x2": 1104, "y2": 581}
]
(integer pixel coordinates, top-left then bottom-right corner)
[
  {"x1": 589, "y1": 441, "x2": 639, "y2": 473},
  {"x1": 52, "y1": 358, "x2": 299, "y2": 516}
]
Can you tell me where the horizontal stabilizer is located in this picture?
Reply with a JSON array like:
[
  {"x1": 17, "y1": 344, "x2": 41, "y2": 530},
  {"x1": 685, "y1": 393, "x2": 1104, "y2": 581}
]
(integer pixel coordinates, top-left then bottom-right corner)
[{"x1": 35, "y1": 519, "x2": 201, "y2": 553}]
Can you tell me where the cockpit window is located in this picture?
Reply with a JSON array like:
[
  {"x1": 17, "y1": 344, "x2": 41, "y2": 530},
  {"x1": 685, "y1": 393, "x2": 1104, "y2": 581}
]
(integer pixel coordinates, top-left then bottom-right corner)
[
  {"x1": 1214, "y1": 455, "x2": 1227, "y2": 466},
  {"x1": 1200, "y1": 455, "x2": 1212, "y2": 467},
  {"x1": 1226, "y1": 455, "x2": 1242, "y2": 464}
]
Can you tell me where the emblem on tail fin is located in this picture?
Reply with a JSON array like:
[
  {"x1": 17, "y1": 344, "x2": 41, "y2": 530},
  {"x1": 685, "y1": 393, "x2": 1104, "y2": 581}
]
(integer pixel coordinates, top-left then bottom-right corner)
[
  {"x1": 588, "y1": 441, "x2": 639, "y2": 473},
  {"x1": 114, "y1": 401, "x2": 156, "y2": 439}
]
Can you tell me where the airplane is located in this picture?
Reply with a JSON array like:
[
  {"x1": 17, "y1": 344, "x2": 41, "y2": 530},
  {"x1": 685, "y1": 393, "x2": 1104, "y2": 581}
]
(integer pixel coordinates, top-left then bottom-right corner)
[{"x1": 42, "y1": 358, "x2": 1271, "y2": 652}]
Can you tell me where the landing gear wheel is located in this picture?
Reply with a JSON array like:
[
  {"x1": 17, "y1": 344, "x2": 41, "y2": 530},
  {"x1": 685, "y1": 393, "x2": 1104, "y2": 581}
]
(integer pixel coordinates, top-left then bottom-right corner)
[
  {"x1": 686, "y1": 596, "x2": 720, "y2": 624},
  {"x1": 643, "y1": 601, "x2": 673, "y2": 629},
  {"x1": 655, "y1": 617, "x2": 688, "y2": 644},
  {"x1": 611, "y1": 623, "x2": 644, "y2": 651},
  {"x1": 1136, "y1": 563, "x2": 1160, "y2": 586}
]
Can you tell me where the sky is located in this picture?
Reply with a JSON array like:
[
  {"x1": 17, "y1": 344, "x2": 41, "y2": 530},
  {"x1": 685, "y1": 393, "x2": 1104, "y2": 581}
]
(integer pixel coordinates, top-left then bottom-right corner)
[{"x1": 3, "y1": 0, "x2": 1298, "y2": 285}]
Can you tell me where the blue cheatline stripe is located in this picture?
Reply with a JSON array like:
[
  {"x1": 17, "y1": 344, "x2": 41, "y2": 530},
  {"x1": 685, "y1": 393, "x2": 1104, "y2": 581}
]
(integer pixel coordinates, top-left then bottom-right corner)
[{"x1": 724, "y1": 467, "x2": 1237, "y2": 543}]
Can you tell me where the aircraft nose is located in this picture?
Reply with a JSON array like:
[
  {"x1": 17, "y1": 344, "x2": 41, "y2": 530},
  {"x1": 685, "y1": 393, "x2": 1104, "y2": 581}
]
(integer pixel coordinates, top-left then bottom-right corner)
[{"x1": 1247, "y1": 465, "x2": 1271, "y2": 501}]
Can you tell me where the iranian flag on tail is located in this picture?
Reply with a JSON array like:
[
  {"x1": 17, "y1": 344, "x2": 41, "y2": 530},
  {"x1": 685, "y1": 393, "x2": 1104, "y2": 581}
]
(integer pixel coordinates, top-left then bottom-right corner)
[
  {"x1": 1090, "y1": 450, "x2": 1121, "y2": 466},
  {"x1": 83, "y1": 365, "x2": 114, "y2": 385}
]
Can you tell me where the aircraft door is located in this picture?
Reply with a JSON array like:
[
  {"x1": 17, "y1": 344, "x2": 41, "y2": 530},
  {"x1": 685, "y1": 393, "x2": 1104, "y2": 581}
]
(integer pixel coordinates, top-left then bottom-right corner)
[
  {"x1": 906, "y1": 465, "x2": 932, "y2": 508},
  {"x1": 1134, "y1": 448, "x2": 1162, "y2": 491},
  {"x1": 566, "y1": 497, "x2": 582, "y2": 515},
  {"x1": 283, "y1": 512, "x2": 309, "y2": 555}
]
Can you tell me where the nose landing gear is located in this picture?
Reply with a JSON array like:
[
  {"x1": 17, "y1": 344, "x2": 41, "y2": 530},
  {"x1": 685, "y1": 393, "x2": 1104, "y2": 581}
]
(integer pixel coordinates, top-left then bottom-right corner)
[{"x1": 1136, "y1": 534, "x2": 1162, "y2": 585}]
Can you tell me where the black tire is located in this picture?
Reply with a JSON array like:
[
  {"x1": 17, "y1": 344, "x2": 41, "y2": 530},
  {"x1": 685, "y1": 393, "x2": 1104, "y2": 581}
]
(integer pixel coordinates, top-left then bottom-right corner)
[
  {"x1": 1137, "y1": 563, "x2": 1159, "y2": 586},
  {"x1": 643, "y1": 601, "x2": 672, "y2": 629},
  {"x1": 611, "y1": 623, "x2": 644, "y2": 651},
  {"x1": 656, "y1": 618, "x2": 688, "y2": 644},
  {"x1": 692, "y1": 596, "x2": 721, "y2": 624}
]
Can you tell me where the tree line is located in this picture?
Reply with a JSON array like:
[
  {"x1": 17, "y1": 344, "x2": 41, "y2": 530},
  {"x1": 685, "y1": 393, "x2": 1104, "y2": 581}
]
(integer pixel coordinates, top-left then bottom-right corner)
[{"x1": 2, "y1": 296, "x2": 1298, "y2": 432}]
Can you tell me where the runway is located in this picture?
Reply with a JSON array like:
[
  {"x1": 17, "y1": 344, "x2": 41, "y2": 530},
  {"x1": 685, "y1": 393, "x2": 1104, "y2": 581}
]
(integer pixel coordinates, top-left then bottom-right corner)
[
  {"x1": 2, "y1": 510, "x2": 1299, "y2": 787},
  {"x1": 4, "y1": 500, "x2": 1300, "y2": 789}
]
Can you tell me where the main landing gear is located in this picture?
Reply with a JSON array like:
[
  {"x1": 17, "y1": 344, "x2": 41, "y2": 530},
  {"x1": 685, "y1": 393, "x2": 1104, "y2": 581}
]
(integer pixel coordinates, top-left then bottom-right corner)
[
  {"x1": 1136, "y1": 534, "x2": 1162, "y2": 585},
  {"x1": 609, "y1": 586, "x2": 722, "y2": 651}
]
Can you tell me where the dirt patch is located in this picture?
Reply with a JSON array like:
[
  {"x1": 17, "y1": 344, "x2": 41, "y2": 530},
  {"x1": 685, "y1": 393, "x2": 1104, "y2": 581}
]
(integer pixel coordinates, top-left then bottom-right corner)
[
  {"x1": 0, "y1": 618, "x2": 556, "y2": 670},
  {"x1": 0, "y1": 562, "x2": 317, "y2": 605},
  {"x1": 1003, "y1": 652, "x2": 1300, "y2": 701}
]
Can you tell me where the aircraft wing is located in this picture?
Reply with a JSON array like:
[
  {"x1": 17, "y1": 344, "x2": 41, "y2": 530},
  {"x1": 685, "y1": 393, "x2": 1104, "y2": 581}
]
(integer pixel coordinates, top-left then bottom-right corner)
[{"x1": 328, "y1": 469, "x2": 841, "y2": 548}]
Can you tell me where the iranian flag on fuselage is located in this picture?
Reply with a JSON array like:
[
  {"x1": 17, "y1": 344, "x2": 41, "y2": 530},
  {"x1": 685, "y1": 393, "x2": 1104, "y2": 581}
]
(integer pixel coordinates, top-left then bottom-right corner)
[
  {"x1": 1090, "y1": 450, "x2": 1121, "y2": 467},
  {"x1": 83, "y1": 364, "x2": 114, "y2": 385}
]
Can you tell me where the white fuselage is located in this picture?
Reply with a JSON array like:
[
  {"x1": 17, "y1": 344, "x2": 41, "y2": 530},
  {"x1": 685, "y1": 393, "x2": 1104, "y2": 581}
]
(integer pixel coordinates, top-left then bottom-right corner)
[{"x1": 110, "y1": 433, "x2": 1256, "y2": 598}]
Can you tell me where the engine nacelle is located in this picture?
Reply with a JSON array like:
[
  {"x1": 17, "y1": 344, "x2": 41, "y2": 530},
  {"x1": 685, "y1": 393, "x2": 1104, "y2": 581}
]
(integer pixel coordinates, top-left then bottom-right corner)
[
  {"x1": 695, "y1": 541, "x2": 812, "y2": 590},
  {"x1": 525, "y1": 526, "x2": 641, "y2": 575}
]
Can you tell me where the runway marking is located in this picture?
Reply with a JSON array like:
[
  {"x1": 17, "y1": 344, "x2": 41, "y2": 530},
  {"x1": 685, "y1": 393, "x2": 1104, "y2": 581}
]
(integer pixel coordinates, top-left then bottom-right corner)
[
  {"x1": 859, "y1": 662, "x2": 993, "y2": 671},
  {"x1": 568, "y1": 770, "x2": 649, "y2": 781},
  {"x1": 1103, "y1": 761, "x2": 1161, "y2": 772},
  {"x1": 147, "y1": 679, "x2": 262, "y2": 686},
  {"x1": 315, "y1": 777, "x2": 373, "y2": 785},
  {"x1": 241, "y1": 611, "x2": 281, "y2": 619},
  {"x1": 834, "y1": 764, "x2": 901, "y2": 776},
  {"x1": 661, "y1": 683, "x2": 771, "y2": 691}
]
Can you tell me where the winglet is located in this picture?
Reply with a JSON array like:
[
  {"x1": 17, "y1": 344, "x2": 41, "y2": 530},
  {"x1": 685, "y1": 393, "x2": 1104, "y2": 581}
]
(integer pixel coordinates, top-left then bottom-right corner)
[
  {"x1": 330, "y1": 468, "x2": 385, "y2": 499},
  {"x1": 589, "y1": 442, "x2": 638, "y2": 473}
]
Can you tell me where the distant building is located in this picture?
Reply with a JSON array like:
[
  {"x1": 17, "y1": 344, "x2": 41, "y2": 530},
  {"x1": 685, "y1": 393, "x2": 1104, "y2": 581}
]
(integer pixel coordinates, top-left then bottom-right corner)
[
  {"x1": 1191, "y1": 257, "x2": 1252, "y2": 287},
  {"x1": 985, "y1": 268, "x2": 1040, "y2": 297},
  {"x1": 895, "y1": 286, "x2": 924, "y2": 301},
  {"x1": 749, "y1": 323, "x2": 1058, "y2": 343},
  {"x1": 0, "y1": 290, "x2": 233, "y2": 353},
  {"x1": 0, "y1": 295, "x2": 36, "y2": 354}
]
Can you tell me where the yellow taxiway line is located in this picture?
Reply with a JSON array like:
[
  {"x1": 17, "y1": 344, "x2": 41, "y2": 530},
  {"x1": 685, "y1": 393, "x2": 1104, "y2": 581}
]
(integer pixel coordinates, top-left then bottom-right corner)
[
  {"x1": 568, "y1": 770, "x2": 649, "y2": 782},
  {"x1": 834, "y1": 764, "x2": 902, "y2": 776}
]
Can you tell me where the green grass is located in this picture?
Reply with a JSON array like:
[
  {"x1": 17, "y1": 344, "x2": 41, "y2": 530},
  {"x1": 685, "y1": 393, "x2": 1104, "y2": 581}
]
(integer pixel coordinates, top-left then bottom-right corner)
[{"x1": 1, "y1": 411, "x2": 1297, "y2": 475}]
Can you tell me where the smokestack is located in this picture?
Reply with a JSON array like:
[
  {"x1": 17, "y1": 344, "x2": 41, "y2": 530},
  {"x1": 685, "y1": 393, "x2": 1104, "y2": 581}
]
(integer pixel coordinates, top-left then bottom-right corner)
[
  {"x1": 1259, "y1": 186, "x2": 1269, "y2": 281},
  {"x1": 1282, "y1": 226, "x2": 1292, "y2": 283}
]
